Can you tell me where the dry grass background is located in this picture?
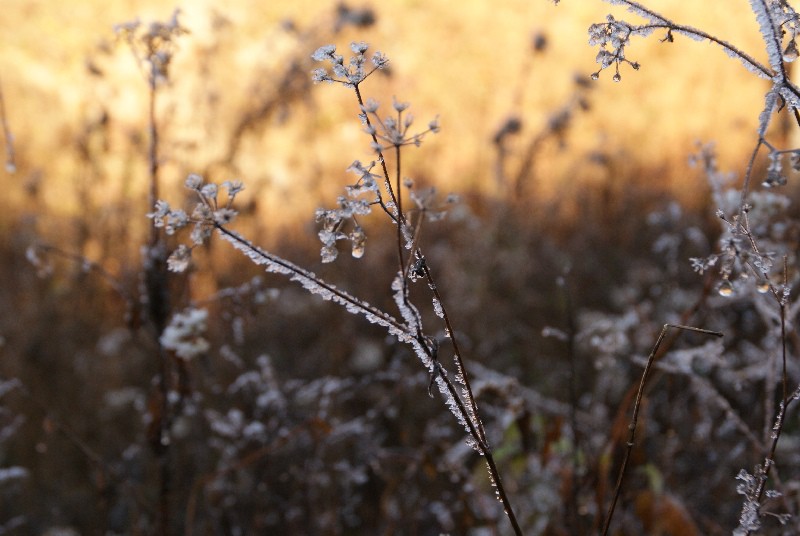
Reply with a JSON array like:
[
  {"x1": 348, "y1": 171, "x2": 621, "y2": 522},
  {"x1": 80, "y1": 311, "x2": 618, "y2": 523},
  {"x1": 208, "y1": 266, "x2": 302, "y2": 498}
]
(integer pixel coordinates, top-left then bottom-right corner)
[{"x1": 1, "y1": 1, "x2": 797, "y2": 534}]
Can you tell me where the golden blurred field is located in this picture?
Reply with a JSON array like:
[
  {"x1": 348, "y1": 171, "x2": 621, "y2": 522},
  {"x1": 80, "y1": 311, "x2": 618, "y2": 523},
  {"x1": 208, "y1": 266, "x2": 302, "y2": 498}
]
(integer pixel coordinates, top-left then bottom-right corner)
[{"x1": 1, "y1": 0, "x2": 776, "y2": 227}]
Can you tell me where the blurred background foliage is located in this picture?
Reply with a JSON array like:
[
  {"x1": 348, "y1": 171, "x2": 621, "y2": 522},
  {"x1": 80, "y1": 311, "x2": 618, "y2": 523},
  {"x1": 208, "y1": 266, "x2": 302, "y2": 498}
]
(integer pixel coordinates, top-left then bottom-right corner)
[{"x1": 2, "y1": 0, "x2": 800, "y2": 534}]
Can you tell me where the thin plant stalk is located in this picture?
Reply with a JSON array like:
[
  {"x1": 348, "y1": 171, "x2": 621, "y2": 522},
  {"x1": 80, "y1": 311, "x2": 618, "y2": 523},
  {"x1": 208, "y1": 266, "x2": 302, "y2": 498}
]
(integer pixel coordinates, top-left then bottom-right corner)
[
  {"x1": 601, "y1": 324, "x2": 723, "y2": 536},
  {"x1": 118, "y1": 15, "x2": 187, "y2": 534},
  {"x1": 742, "y1": 259, "x2": 792, "y2": 534},
  {"x1": 212, "y1": 222, "x2": 522, "y2": 534},
  {"x1": 346, "y1": 71, "x2": 520, "y2": 531}
]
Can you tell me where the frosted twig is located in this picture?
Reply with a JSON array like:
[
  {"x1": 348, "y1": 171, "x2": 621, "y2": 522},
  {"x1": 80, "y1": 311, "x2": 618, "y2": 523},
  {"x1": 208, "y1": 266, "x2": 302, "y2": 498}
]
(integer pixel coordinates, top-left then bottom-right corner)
[
  {"x1": 215, "y1": 225, "x2": 415, "y2": 344},
  {"x1": 419, "y1": 257, "x2": 487, "y2": 445}
]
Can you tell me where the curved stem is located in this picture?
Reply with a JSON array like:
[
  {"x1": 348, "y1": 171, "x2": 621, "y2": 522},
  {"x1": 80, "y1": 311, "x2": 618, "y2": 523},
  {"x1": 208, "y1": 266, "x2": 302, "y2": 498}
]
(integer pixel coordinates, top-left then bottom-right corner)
[
  {"x1": 421, "y1": 260, "x2": 487, "y2": 445},
  {"x1": 601, "y1": 324, "x2": 723, "y2": 536}
]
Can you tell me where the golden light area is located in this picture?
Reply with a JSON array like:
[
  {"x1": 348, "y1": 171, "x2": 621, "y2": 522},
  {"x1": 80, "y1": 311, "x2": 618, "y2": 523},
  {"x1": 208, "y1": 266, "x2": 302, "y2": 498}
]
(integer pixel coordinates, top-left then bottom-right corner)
[
  {"x1": 4, "y1": 4, "x2": 800, "y2": 533},
  {"x1": 0, "y1": 0, "x2": 783, "y2": 243}
]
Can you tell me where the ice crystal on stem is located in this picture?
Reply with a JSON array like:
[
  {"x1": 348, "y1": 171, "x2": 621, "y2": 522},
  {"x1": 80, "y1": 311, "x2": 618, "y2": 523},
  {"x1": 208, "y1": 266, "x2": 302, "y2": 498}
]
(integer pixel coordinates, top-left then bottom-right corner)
[
  {"x1": 734, "y1": 468, "x2": 764, "y2": 533},
  {"x1": 751, "y1": 0, "x2": 786, "y2": 72}
]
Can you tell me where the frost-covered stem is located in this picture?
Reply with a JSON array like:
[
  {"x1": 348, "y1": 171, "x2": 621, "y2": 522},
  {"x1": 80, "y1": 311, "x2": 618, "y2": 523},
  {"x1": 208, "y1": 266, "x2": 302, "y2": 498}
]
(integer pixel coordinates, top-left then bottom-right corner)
[
  {"x1": 312, "y1": 53, "x2": 519, "y2": 532},
  {"x1": 214, "y1": 224, "x2": 411, "y2": 336},
  {"x1": 402, "y1": 215, "x2": 425, "y2": 279},
  {"x1": 214, "y1": 220, "x2": 524, "y2": 533},
  {"x1": 638, "y1": 27, "x2": 767, "y2": 78},
  {"x1": 605, "y1": 0, "x2": 772, "y2": 78},
  {"x1": 770, "y1": 296, "x2": 788, "y2": 439},
  {"x1": 600, "y1": 0, "x2": 800, "y2": 111},
  {"x1": 752, "y1": 0, "x2": 791, "y2": 79},
  {"x1": 738, "y1": 139, "x2": 765, "y2": 221},
  {"x1": 745, "y1": 405, "x2": 792, "y2": 535},
  {"x1": 421, "y1": 261, "x2": 487, "y2": 445},
  {"x1": 352, "y1": 84, "x2": 400, "y2": 215},
  {"x1": 737, "y1": 220, "x2": 792, "y2": 446},
  {"x1": 482, "y1": 449, "x2": 523, "y2": 534},
  {"x1": 434, "y1": 364, "x2": 522, "y2": 535},
  {"x1": 648, "y1": 22, "x2": 769, "y2": 76},
  {"x1": 352, "y1": 83, "x2": 410, "y2": 285},
  {"x1": 349, "y1": 88, "x2": 425, "y2": 370},
  {"x1": 602, "y1": 324, "x2": 723, "y2": 536},
  {"x1": 780, "y1": 257, "x2": 788, "y2": 405},
  {"x1": 739, "y1": 222, "x2": 790, "y2": 405},
  {"x1": 739, "y1": 3, "x2": 800, "y2": 209},
  {"x1": 216, "y1": 222, "x2": 521, "y2": 531},
  {"x1": 394, "y1": 143, "x2": 403, "y2": 226},
  {"x1": 416, "y1": 254, "x2": 515, "y2": 531},
  {"x1": 394, "y1": 143, "x2": 406, "y2": 269},
  {"x1": 745, "y1": 269, "x2": 792, "y2": 532}
]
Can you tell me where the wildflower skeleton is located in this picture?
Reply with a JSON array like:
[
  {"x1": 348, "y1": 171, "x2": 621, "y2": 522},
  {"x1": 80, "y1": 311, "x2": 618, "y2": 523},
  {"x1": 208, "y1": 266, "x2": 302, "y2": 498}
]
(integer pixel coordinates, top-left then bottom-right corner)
[{"x1": 150, "y1": 42, "x2": 522, "y2": 535}]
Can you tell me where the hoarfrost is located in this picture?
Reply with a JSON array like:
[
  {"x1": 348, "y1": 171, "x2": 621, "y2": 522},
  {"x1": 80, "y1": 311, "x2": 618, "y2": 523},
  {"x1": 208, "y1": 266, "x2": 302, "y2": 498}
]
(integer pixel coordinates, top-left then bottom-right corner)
[
  {"x1": 758, "y1": 90, "x2": 778, "y2": 137},
  {"x1": 432, "y1": 297, "x2": 444, "y2": 318},
  {"x1": 218, "y1": 228, "x2": 412, "y2": 344},
  {"x1": 604, "y1": 0, "x2": 668, "y2": 25},
  {"x1": 750, "y1": 0, "x2": 784, "y2": 73}
]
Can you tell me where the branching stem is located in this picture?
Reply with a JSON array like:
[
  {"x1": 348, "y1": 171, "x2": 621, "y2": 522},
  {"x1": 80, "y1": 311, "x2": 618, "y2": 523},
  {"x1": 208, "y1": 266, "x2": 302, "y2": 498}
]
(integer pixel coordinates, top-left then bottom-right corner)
[{"x1": 601, "y1": 324, "x2": 723, "y2": 536}]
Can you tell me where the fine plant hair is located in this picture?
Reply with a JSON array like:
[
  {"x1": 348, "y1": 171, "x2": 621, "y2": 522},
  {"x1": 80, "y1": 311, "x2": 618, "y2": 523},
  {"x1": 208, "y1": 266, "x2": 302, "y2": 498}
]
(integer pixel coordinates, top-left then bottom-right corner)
[
  {"x1": 151, "y1": 42, "x2": 524, "y2": 534},
  {"x1": 561, "y1": 0, "x2": 800, "y2": 533}
]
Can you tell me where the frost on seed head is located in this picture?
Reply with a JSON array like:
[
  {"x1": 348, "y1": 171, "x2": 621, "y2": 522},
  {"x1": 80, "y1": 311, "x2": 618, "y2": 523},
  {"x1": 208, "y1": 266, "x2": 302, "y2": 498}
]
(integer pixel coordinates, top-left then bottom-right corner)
[
  {"x1": 311, "y1": 44, "x2": 338, "y2": 62},
  {"x1": 310, "y1": 42, "x2": 388, "y2": 87}
]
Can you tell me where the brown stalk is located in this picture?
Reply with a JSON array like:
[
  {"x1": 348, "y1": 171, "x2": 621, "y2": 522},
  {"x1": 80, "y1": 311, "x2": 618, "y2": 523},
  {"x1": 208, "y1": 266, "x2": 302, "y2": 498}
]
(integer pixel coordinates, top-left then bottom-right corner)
[{"x1": 601, "y1": 324, "x2": 723, "y2": 536}]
